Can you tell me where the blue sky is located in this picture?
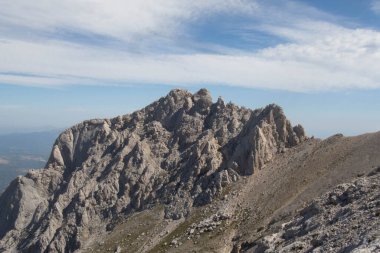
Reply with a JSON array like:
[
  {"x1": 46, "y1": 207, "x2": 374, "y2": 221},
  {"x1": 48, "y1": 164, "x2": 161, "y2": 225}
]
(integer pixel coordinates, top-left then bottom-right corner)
[{"x1": 1, "y1": 0, "x2": 380, "y2": 137}]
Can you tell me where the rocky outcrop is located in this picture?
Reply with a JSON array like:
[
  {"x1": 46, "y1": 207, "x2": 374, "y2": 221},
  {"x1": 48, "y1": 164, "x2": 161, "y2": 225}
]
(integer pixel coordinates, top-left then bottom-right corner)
[
  {"x1": 0, "y1": 89, "x2": 305, "y2": 252},
  {"x1": 245, "y1": 167, "x2": 380, "y2": 253}
]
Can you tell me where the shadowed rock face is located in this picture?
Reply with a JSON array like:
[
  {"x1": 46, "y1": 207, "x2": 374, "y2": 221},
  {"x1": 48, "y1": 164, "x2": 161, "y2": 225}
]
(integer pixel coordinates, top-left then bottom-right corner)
[{"x1": 0, "y1": 89, "x2": 305, "y2": 252}]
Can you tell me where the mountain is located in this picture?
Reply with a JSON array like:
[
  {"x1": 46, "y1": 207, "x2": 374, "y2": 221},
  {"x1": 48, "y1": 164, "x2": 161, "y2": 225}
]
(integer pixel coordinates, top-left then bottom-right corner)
[{"x1": 0, "y1": 89, "x2": 379, "y2": 253}]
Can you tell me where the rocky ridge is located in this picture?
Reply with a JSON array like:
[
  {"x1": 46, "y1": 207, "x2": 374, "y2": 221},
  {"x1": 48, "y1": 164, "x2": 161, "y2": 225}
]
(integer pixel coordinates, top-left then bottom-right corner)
[
  {"x1": 244, "y1": 167, "x2": 380, "y2": 253},
  {"x1": 0, "y1": 89, "x2": 306, "y2": 252}
]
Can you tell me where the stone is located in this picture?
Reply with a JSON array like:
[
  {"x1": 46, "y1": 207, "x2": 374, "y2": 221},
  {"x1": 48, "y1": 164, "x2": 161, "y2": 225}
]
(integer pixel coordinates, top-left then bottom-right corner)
[{"x1": 171, "y1": 239, "x2": 178, "y2": 246}]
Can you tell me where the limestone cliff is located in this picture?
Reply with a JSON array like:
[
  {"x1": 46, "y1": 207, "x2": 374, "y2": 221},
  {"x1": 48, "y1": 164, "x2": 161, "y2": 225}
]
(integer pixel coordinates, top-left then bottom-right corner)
[{"x1": 0, "y1": 89, "x2": 305, "y2": 252}]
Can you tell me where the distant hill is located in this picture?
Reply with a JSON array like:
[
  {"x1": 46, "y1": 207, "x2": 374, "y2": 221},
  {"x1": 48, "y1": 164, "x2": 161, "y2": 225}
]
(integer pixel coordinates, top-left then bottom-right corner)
[{"x1": 0, "y1": 130, "x2": 60, "y2": 192}]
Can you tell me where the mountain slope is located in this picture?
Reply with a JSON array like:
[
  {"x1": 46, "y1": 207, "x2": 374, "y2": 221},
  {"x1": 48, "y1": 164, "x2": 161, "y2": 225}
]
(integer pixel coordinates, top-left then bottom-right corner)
[
  {"x1": 0, "y1": 89, "x2": 306, "y2": 252},
  {"x1": 244, "y1": 166, "x2": 380, "y2": 252},
  {"x1": 81, "y1": 132, "x2": 380, "y2": 253}
]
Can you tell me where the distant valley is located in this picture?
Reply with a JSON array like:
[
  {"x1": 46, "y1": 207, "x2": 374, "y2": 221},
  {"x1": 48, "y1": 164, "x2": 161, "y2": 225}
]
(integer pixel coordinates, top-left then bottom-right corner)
[{"x1": 0, "y1": 130, "x2": 60, "y2": 192}]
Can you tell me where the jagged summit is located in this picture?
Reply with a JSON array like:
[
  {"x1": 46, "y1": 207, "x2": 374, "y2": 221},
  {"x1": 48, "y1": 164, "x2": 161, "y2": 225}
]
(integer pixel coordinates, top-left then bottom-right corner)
[{"x1": 0, "y1": 89, "x2": 306, "y2": 252}]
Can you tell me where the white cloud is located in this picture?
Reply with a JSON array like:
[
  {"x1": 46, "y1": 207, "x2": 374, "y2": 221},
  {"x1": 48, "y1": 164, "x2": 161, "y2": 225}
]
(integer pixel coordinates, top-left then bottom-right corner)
[
  {"x1": 2, "y1": 25, "x2": 380, "y2": 92},
  {"x1": 0, "y1": 0, "x2": 380, "y2": 91},
  {"x1": 371, "y1": 0, "x2": 380, "y2": 14},
  {"x1": 0, "y1": 0, "x2": 257, "y2": 42}
]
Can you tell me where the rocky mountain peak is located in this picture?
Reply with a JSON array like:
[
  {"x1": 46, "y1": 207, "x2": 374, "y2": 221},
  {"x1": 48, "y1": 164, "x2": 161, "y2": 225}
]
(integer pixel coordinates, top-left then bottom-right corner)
[
  {"x1": 193, "y1": 88, "x2": 212, "y2": 103},
  {"x1": 0, "y1": 89, "x2": 306, "y2": 252}
]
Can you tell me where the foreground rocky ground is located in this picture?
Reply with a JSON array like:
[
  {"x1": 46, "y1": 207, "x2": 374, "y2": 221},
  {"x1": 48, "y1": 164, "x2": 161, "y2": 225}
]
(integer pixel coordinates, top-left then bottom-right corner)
[
  {"x1": 245, "y1": 167, "x2": 380, "y2": 253},
  {"x1": 0, "y1": 89, "x2": 379, "y2": 253}
]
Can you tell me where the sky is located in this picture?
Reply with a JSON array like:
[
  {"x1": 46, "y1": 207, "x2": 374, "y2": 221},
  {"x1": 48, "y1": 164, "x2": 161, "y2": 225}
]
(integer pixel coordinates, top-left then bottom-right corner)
[{"x1": 1, "y1": 0, "x2": 380, "y2": 138}]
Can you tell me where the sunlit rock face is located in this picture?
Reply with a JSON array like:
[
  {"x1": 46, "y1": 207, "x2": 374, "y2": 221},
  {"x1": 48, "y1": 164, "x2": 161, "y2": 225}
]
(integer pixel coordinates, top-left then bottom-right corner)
[{"x1": 0, "y1": 89, "x2": 305, "y2": 252}]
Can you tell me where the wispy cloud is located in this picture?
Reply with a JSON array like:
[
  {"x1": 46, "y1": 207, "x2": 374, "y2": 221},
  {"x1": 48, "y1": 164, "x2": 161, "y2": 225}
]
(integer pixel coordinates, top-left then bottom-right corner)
[
  {"x1": 0, "y1": 0, "x2": 380, "y2": 91},
  {"x1": 371, "y1": 0, "x2": 380, "y2": 14},
  {"x1": 0, "y1": 0, "x2": 257, "y2": 45}
]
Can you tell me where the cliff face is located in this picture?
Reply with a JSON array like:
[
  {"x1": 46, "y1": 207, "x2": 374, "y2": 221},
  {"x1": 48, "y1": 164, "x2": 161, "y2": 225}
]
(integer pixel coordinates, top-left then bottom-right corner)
[{"x1": 0, "y1": 89, "x2": 305, "y2": 252}]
